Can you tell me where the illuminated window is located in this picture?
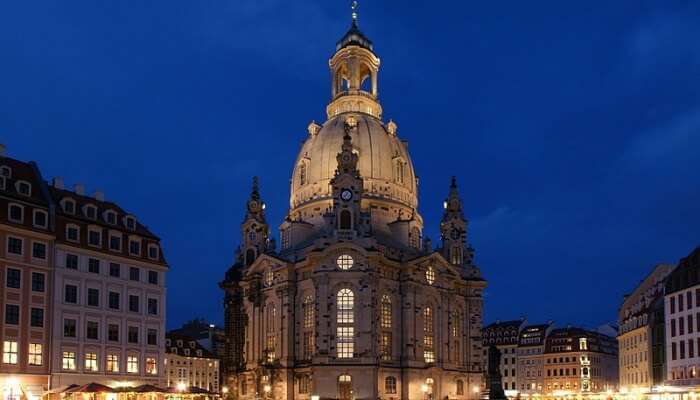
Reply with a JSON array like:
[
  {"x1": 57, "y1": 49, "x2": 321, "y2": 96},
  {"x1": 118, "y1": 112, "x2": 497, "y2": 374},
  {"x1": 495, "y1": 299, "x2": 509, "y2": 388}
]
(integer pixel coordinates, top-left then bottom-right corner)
[
  {"x1": 336, "y1": 289, "x2": 354, "y2": 358},
  {"x1": 338, "y1": 375, "x2": 352, "y2": 400},
  {"x1": 299, "y1": 163, "x2": 307, "y2": 186},
  {"x1": 146, "y1": 357, "x2": 157, "y2": 375},
  {"x1": 337, "y1": 254, "x2": 354, "y2": 270},
  {"x1": 385, "y1": 376, "x2": 397, "y2": 394},
  {"x1": 452, "y1": 312, "x2": 461, "y2": 362},
  {"x1": 426, "y1": 266, "x2": 435, "y2": 285},
  {"x1": 381, "y1": 295, "x2": 392, "y2": 329},
  {"x1": 424, "y1": 306, "x2": 435, "y2": 363},
  {"x1": 28, "y1": 343, "x2": 43, "y2": 366},
  {"x1": 265, "y1": 269, "x2": 274, "y2": 286},
  {"x1": 266, "y1": 304, "x2": 276, "y2": 362},
  {"x1": 303, "y1": 295, "x2": 315, "y2": 360},
  {"x1": 381, "y1": 332, "x2": 392, "y2": 361},
  {"x1": 3, "y1": 341, "x2": 18, "y2": 364},
  {"x1": 62, "y1": 351, "x2": 76, "y2": 370},
  {"x1": 127, "y1": 356, "x2": 139, "y2": 373},
  {"x1": 299, "y1": 375, "x2": 310, "y2": 394},
  {"x1": 451, "y1": 246, "x2": 462, "y2": 265},
  {"x1": 85, "y1": 352, "x2": 98, "y2": 372},
  {"x1": 580, "y1": 338, "x2": 588, "y2": 350},
  {"x1": 107, "y1": 354, "x2": 119, "y2": 372}
]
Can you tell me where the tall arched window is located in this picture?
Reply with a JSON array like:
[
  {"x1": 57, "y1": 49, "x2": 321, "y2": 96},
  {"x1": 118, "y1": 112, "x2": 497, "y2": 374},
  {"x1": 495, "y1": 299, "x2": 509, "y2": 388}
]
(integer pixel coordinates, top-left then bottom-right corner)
[
  {"x1": 452, "y1": 311, "x2": 462, "y2": 363},
  {"x1": 385, "y1": 376, "x2": 397, "y2": 394},
  {"x1": 338, "y1": 375, "x2": 352, "y2": 400},
  {"x1": 265, "y1": 304, "x2": 276, "y2": 363},
  {"x1": 298, "y1": 163, "x2": 307, "y2": 186},
  {"x1": 451, "y1": 246, "x2": 463, "y2": 265},
  {"x1": 339, "y1": 210, "x2": 352, "y2": 230},
  {"x1": 424, "y1": 306, "x2": 435, "y2": 363},
  {"x1": 456, "y1": 379, "x2": 464, "y2": 395},
  {"x1": 336, "y1": 289, "x2": 354, "y2": 358},
  {"x1": 380, "y1": 294, "x2": 392, "y2": 360},
  {"x1": 302, "y1": 295, "x2": 315, "y2": 360}
]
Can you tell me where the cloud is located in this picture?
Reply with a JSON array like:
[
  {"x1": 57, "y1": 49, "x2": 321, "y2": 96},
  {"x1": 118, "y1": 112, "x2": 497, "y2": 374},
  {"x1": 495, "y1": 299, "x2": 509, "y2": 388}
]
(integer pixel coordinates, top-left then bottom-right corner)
[
  {"x1": 626, "y1": 9, "x2": 700, "y2": 74},
  {"x1": 621, "y1": 108, "x2": 700, "y2": 167}
]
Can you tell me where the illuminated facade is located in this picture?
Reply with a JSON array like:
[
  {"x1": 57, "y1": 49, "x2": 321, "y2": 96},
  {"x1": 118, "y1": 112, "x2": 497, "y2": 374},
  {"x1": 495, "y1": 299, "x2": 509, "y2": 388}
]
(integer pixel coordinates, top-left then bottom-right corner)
[
  {"x1": 0, "y1": 145, "x2": 168, "y2": 398},
  {"x1": 482, "y1": 320, "x2": 526, "y2": 393},
  {"x1": 165, "y1": 334, "x2": 220, "y2": 393},
  {"x1": 221, "y1": 11, "x2": 486, "y2": 400},
  {"x1": 665, "y1": 247, "x2": 700, "y2": 385},
  {"x1": 48, "y1": 180, "x2": 167, "y2": 388},
  {"x1": 543, "y1": 327, "x2": 618, "y2": 394},
  {"x1": 0, "y1": 149, "x2": 53, "y2": 400},
  {"x1": 516, "y1": 323, "x2": 553, "y2": 395},
  {"x1": 618, "y1": 263, "x2": 675, "y2": 390}
]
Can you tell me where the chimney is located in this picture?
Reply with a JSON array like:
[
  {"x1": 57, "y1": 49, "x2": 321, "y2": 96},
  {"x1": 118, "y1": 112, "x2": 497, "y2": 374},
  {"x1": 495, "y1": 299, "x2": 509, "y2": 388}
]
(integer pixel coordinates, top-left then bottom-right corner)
[
  {"x1": 53, "y1": 177, "x2": 65, "y2": 190},
  {"x1": 95, "y1": 190, "x2": 105, "y2": 201},
  {"x1": 0, "y1": 144, "x2": 5, "y2": 157},
  {"x1": 74, "y1": 183, "x2": 85, "y2": 195}
]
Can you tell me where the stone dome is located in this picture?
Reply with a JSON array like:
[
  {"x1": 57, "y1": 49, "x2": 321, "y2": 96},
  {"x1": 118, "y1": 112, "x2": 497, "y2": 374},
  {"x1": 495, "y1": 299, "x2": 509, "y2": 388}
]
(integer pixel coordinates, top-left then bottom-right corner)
[{"x1": 290, "y1": 113, "x2": 418, "y2": 211}]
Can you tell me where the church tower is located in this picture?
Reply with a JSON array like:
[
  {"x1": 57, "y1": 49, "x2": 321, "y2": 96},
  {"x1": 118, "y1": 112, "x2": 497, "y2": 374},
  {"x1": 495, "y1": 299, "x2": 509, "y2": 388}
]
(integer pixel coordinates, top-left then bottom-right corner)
[
  {"x1": 440, "y1": 177, "x2": 475, "y2": 267},
  {"x1": 239, "y1": 177, "x2": 269, "y2": 266},
  {"x1": 222, "y1": 4, "x2": 486, "y2": 399}
]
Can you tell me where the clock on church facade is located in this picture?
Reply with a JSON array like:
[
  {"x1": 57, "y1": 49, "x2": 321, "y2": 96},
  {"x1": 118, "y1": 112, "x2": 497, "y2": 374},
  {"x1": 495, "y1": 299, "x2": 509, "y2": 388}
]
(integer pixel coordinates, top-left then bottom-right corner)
[{"x1": 220, "y1": 10, "x2": 486, "y2": 400}]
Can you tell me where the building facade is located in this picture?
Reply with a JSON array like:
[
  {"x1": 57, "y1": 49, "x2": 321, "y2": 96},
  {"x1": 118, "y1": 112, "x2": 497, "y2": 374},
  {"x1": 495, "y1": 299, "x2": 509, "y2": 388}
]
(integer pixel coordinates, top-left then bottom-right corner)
[
  {"x1": 516, "y1": 323, "x2": 553, "y2": 395},
  {"x1": 665, "y1": 246, "x2": 700, "y2": 385},
  {"x1": 618, "y1": 263, "x2": 675, "y2": 390},
  {"x1": 482, "y1": 320, "x2": 526, "y2": 393},
  {"x1": 0, "y1": 149, "x2": 54, "y2": 398},
  {"x1": 164, "y1": 333, "x2": 220, "y2": 393},
  {"x1": 48, "y1": 180, "x2": 168, "y2": 388},
  {"x1": 221, "y1": 14, "x2": 486, "y2": 400},
  {"x1": 0, "y1": 145, "x2": 168, "y2": 396},
  {"x1": 543, "y1": 327, "x2": 618, "y2": 394}
]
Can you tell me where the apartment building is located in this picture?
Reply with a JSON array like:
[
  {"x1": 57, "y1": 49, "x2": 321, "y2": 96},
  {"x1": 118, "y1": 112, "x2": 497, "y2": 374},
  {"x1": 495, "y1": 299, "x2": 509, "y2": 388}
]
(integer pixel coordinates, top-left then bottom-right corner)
[{"x1": 0, "y1": 149, "x2": 54, "y2": 397}]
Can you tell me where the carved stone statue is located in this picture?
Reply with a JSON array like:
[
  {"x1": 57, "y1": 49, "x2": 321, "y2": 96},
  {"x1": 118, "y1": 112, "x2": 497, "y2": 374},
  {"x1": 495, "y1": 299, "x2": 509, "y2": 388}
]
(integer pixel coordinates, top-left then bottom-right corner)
[{"x1": 487, "y1": 345, "x2": 507, "y2": 400}]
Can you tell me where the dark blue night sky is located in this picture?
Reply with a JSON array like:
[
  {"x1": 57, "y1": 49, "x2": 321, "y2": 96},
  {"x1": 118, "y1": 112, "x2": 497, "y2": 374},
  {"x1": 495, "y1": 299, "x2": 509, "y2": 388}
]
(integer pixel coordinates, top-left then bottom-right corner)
[{"x1": 1, "y1": 1, "x2": 699, "y2": 329}]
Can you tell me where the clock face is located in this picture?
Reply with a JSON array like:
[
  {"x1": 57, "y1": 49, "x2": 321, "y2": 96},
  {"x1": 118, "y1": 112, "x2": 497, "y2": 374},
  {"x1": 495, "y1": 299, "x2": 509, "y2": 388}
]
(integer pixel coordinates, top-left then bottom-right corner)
[
  {"x1": 450, "y1": 228, "x2": 460, "y2": 240},
  {"x1": 248, "y1": 200, "x2": 259, "y2": 212},
  {"x1": 340, "y1": 189, "x2": 353, "y2": 201}
]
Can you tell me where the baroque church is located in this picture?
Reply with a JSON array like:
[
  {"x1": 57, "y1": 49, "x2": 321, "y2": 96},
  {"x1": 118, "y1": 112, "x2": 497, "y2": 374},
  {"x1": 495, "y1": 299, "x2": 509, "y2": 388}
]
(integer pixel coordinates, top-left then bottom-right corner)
[{"x1": 221, "y1": 9, "x2": 486, "y2": 400}]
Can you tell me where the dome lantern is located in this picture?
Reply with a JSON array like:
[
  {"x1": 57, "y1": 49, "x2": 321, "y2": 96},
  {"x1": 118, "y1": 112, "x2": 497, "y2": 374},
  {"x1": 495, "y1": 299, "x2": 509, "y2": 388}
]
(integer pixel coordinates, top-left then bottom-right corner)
[{"x1": 327, "y1": 1, "x2": 382, "y2": 119}]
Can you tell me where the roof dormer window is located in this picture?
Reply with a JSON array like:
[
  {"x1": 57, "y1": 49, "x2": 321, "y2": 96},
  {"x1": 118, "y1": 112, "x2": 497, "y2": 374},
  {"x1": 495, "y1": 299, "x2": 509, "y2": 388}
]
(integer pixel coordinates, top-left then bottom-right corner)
[
  {"x1": 0, "y1": 166, "x2": 11, "y2": 178},
  {"x1": 16, "y1": 181, "x2": 31, "y2": 196},
  {"x1": 125, "y1": 216, "x2": 136, "y2": 230},
  {"x1": 63, "y1": 199, "x2": 76, "y2": 214},
  {"x1": 84, "y1": 205, "x2": 97, "y2": 220},
  {"x1": 105, "y1": 210, "x2": 117, "y2": 225},
  {"x1": 148, "y1": 244, "x2": 159, "y2": 260}
]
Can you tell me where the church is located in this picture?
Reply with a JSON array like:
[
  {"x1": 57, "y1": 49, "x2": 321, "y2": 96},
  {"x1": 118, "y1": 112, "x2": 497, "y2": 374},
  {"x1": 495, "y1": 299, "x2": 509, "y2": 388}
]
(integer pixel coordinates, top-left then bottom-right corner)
[{"x1": 220, "y1": 8, "x2": 487, "y2": 400}]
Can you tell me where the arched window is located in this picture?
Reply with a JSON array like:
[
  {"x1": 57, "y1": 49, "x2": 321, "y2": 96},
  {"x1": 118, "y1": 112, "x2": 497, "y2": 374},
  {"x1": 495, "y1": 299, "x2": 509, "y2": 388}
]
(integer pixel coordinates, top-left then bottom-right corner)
[
  {"x1": 302, "y1": 295, "x2": 315, "y2": 360},
  {"x1": 265, "y1": 304, "x2": 277, "y2": 362},
  {"x1": 298, "y1": 163, "x2": 307, "y2": 186},
  {"x1": 385, "y1": 376, "x2": 397, "y2": 394},
  {"x1": 424, "y1": 306, "x2": 435, "y2": 363},
  {"x1": 394, "y1": 159, "x2": 405, "y2": 184},
  {"x1": 338, "y1": 375, "x2": 352, "y2": 400},
  {"x1": 240, "y1": 379, "x2": 247, "y2": 395},
  {"x1": 381, "y1": 295, "x2": 392, "y2": 329},
  {"x1": 336, "y1": 289, "x2": 354, "y2": 358},
  {"x1": 380, "y1": 294, "x2": 392, "y2": 360},
  {"x1": 409, "y1": 227, "x2": 421, "y2": 249},
  {"x1": 452, "y1": 311, "x2": 462, "y2": 363},
  {"x1": 451, "y1": 246, "x2": 463, "y2": 265},
  {"x1": 456, "y1": 379, "x2": 464, "y2": 395},
  {"x1": 339, "y1": 210, "x2": 352, "y2": 230},
  {"x1": 425, "y1": 378, "x2": 434, "y2": 395}
]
